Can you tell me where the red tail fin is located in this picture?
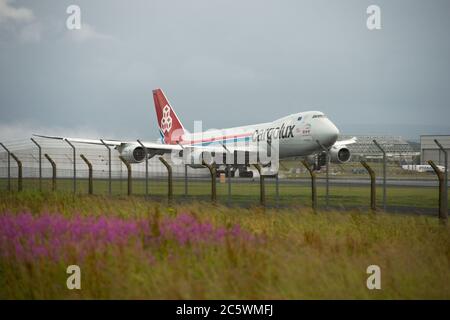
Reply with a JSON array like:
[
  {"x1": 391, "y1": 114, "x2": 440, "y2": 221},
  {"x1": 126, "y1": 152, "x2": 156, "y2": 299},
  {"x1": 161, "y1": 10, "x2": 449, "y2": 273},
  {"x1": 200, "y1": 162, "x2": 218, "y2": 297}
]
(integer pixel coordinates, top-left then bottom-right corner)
[{"x1": 153, "y1": 88, "x2": 185, "y2": 144}]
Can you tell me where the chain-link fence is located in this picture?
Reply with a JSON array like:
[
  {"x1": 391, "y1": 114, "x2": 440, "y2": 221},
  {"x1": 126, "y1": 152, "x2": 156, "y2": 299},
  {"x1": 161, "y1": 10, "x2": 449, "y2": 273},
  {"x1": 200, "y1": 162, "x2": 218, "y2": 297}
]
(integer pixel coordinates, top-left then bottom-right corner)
[{"x1": 0, "y1": 137, "x2": 448, "y2": 217}]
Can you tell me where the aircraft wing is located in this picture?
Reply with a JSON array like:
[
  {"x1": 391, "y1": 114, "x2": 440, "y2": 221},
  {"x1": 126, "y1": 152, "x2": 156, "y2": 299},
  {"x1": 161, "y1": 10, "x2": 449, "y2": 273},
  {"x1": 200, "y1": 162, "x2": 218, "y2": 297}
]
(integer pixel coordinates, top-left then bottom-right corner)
[
  {"x1": 32, "y1": 134, "x2": 185, "y2": 152},
  {"x1": 33, "y1": 134, "x2": 122, "y2": 147},
  {"x1": 32, "y1": 134, "x2": 258, "y2": 154},
  {"x1": 333, "y1": 137, "x2": 357, "y2": 147}
]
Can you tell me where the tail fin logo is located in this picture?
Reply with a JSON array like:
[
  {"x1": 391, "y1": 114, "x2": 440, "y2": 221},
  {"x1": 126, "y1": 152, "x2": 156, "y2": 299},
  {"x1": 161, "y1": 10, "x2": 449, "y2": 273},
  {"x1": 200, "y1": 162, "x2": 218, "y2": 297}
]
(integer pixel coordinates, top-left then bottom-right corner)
[
  {"x1": 153, "y1": 88, "x2": 185, "y2": 144},
  {"x1": 161, "y1": 105, "x2": 172, "y2": 133}
]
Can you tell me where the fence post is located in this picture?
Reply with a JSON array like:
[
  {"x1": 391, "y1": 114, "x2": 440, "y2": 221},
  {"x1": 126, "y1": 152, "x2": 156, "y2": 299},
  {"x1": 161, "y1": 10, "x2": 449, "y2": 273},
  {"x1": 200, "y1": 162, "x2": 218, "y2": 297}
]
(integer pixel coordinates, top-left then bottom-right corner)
[
  {"x1": 45, "y1": 154, "x2": 56, "y2": 191},
  {"x1": 30, "y1": 138, "x2": 42, "y2": 191},
  {"x1": 227, "y1": 165, "x2": 232, "y2": 206},
  {"x1": 64, "y1": 139, "x2": 76, "y2": 194},
  {"x1": 119, "y1": 156, "x2": 132, "y2": 196},
  {"x1": 0, "y1": 142, "x2": 11, "y2": 191},
  {"x1": 220, "y1": 143, "x2": 232, "y2": 206},
  {"x1": 434, "y1": 140, "x2": 448, "y2": 220},
  {"x1": 137, "y1": 140, "x2": 149, "y2": 199},
  {"x1": 373, "y1": 140, "x2": 386, "y2": 211},
  {"x1": 428, "y1": 160, "x2": 448, "y2": 225},
  {"x1": 159, "y1": 157, "x2": 173, "y2": 203},
  {"x1": 252, "y1": 164, "x2": 265, "y2": 207},
  {"x1": 202, "y1": 161, "x2": 217, "y2": 203},
  {"x1": 80, "y1": 154, "x2": 93, "y2": 195},
  {"x1": 301, "y1": 160, "x2": 317, "y2": 210},
  {"x1": 100, "y1": 139, "x2": 112, "y2": 196},
  {"x1": 360, "y1": 160, "x2": 376, "y2": 211},
  {"x1": 184, "y1": 164, "x2": 188, "y2": 197},
  {"x1": 10, "y1": 153, "x2": 22, "y2": 192},
  {"x1": 316, "y1": 140, "x2": 330, "y2": 208},
  {"x1": 275, "y1": 173, "x2": 279, "y2": 208}
]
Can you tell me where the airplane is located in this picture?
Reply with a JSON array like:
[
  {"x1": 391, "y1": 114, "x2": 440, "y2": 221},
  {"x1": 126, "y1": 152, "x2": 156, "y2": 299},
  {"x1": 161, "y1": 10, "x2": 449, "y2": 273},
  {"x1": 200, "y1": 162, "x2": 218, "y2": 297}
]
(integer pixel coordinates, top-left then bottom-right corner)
[{"x1": 34, "y1": 88, "x2": 356, "y2": 177}]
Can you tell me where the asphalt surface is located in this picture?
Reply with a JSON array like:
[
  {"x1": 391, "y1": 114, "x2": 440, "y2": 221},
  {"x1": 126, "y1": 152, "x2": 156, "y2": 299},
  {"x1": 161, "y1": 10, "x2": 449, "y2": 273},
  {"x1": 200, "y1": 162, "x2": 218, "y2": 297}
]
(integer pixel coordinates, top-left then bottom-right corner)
[
  {"x1": 183, "y1": 177, "x2": 444, "y2": 187},
  {"x1": 282, "y1": 178, "x2": 441, "y2": 187}
]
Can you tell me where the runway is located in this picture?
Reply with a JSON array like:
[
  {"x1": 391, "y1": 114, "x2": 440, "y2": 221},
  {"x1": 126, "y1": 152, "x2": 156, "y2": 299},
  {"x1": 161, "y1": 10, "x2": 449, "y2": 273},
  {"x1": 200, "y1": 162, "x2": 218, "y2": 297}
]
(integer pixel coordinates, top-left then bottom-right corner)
[
  {"x1": 194, "y1": 177, "x2": 444, "y2": 188},
  {"x1": 281, "y1": 178, "x2": 441, "y2": 188}
]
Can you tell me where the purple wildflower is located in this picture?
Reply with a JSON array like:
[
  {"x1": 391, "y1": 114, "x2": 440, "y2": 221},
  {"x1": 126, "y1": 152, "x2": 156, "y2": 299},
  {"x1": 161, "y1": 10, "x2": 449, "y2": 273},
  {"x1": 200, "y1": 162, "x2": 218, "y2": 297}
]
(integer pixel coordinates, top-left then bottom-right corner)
[{"x1": 0, "y1": 212, "x2": 256, "y2": 263}]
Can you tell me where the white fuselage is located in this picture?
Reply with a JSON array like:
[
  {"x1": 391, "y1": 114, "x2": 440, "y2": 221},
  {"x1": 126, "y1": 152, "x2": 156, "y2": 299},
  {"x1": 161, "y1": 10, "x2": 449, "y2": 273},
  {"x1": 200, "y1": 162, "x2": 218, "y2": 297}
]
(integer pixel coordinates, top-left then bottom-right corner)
[{"x1": 179, "y1": 111, "x2": 340, "y2": 159}]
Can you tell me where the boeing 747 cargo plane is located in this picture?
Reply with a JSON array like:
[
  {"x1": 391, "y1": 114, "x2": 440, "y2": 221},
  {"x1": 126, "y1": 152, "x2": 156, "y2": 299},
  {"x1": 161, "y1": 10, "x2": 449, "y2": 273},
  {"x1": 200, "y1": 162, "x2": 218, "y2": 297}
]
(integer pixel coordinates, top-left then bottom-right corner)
[{"x1": 35, "y1": 88, "x2": 356, "y2": 177}]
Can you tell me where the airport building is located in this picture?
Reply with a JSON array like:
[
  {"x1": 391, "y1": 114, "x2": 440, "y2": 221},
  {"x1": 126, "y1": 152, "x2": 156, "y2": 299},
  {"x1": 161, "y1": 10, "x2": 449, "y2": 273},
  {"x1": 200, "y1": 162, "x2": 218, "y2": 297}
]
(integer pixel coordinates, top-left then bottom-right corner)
[
  {"x1": 420, "y1": 135, "x2": 450, "y2": 167},
  {"x1": 339, "y1": 135, "x2": 419, "y2": 162}
]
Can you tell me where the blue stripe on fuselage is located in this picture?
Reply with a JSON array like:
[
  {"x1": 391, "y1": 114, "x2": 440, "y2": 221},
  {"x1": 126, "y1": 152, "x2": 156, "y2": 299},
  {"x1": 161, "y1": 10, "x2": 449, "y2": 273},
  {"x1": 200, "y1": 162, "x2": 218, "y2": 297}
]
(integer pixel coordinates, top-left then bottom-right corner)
[{"x1": 190, "y1": 136, "x2": 251, "y2": 147}]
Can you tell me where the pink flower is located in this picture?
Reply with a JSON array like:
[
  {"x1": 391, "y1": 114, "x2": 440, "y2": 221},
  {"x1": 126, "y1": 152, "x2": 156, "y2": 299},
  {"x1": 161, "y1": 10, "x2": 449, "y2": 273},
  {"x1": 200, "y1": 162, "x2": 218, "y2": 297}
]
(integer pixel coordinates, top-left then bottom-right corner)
[{"x1": 0, "y1": 212, "x2": 257, "y2": 263}]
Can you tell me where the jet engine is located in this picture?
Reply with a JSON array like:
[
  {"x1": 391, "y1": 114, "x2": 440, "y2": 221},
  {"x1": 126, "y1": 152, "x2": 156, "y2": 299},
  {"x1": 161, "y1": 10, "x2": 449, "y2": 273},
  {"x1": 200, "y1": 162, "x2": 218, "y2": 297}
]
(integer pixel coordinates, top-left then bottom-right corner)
[
  {"x1": 119, "y1": 144, "x2": 147, "y2": 163},
  {"x1": 329, "y1": 146, "x2": 351, "y2": 163}
]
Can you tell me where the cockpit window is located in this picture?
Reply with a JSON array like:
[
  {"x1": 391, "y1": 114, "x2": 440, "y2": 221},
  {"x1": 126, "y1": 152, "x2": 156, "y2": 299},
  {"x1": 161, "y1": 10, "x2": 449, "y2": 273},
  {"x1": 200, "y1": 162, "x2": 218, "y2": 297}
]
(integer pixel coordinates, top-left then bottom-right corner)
[
  {"x1": 312, "y1": 114, "x2": 326, "y2": 119},
  {"x1": 297, "y1": 116, "x2": 302, "y2": 121}
]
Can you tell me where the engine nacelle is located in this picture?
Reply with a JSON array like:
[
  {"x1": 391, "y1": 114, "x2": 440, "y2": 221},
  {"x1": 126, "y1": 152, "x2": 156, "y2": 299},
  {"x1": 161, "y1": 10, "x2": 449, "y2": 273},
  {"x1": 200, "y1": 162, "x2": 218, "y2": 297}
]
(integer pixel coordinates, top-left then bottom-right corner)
[
  {"x1": 305, "y1": 154, "x2": 317, "y2": 165},
  {"x1": 330, "y1": 146, "x2": 351, "y2": 164},
  {"x1": 119, "y1": 144, "x2": 146, "y2": 163}
]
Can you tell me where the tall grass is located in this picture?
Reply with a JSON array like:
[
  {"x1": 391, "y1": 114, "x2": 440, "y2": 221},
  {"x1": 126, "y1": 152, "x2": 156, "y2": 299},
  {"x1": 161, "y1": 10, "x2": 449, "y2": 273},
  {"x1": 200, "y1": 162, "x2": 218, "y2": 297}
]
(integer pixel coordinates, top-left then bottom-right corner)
[{"x1": 0, "y1": 191, "x2": 449, "y2": 299}]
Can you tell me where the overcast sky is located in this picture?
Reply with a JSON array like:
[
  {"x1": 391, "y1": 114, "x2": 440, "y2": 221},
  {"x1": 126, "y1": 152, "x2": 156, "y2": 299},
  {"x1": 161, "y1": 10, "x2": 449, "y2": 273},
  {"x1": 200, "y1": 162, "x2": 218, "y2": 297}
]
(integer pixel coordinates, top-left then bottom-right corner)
[{"x1": 1, "y1": 0, "x2": 449, "y2": 141}]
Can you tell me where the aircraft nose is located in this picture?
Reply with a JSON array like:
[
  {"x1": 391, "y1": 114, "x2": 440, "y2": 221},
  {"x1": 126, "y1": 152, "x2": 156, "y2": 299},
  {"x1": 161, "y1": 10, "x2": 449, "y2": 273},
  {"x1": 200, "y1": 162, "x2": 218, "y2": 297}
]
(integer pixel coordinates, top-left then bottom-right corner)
[
  {"x1": 329, "y1": 121, "x2": 339, "y2": 142},
  {"x1": 315, "y1": 119, "x2": 339, "y2": 148}
]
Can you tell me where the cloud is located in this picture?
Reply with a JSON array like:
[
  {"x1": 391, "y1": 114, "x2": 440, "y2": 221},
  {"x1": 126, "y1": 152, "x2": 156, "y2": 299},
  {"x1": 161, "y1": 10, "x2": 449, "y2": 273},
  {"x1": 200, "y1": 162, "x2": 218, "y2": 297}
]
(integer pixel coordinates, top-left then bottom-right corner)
[
  {"x1": 18, "y1": 21, "x2": 41, "y2": 43},
  {"x1": 0, "y1": 0, "x2": 34, "y2": 23},
  {"x1": 0, "y1": 0, "x2": 39, "y2": 44},
  {"x1": 66, "y1": 23, "x2": 115, "y2": 43},
  {"x1": 0, "y1": 121, "x2": 106, "y2": 143},
  {"x1": 180, "y1": 56, "x2": 259, "y2": 87}
]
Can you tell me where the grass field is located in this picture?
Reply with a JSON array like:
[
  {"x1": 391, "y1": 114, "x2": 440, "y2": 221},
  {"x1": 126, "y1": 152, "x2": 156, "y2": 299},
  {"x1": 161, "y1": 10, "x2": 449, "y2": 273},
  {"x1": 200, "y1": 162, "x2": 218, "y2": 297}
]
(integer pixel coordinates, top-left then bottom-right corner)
[
  {"x1": 279, "y1": 160, "x2": 440, "y2": 180},
  {"x1": 0, "y1": 191, "x2": 449, "y2": 299},
  {"x1": 1, "y1": 177, "x2": 448, "y2": 211}
]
